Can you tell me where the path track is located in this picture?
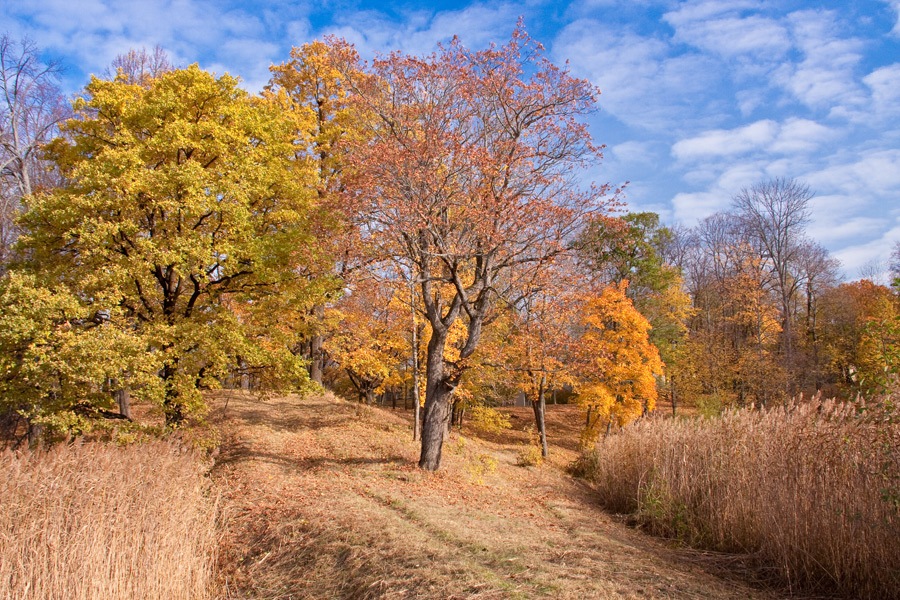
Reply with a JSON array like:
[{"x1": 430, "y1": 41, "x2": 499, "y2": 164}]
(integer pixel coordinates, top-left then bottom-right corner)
[{"x1": 210, "y1": 392, "x2": 774, "y2": 600}]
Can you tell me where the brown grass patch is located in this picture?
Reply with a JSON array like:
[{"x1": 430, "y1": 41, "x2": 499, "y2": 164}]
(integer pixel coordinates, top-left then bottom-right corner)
[
  {"x1": 0, "y1": 439, "x2": 217, "y2": 600},
  {"x1": 576, "y1": 396, "x2": 900, "y2": 599}
]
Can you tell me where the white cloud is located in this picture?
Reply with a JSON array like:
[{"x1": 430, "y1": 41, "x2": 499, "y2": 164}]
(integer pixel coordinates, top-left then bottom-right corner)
[
  {"x1": 833, "y1": 222, "x2": 900, "y2": 280},
  {"x1": 553, "y1": 19, "x2": 722, "y2": 131},
  {"x1": 284, "y1": 20, "x2": 312, "y2": 44},
  {"x1": 864, "y1": 63, "x2": 900, "y2": 118},
  {"x1": 807, "y1": 191, "x2": 885, "y2": 244},
  {"x1": 664, "y1": 8, "x2": 790, "y2": 62},
  {"x1": 322, "y1": 4, "x2": 520, "y2": 60},
  {"x1": 882, "y1": 0, "x2": 900, "y2": 35},
  {"x1": 774, "y1": 10, "x2": 866, "y2": 115},
  {"x1": 5, "y1": 0, "x2": 288, "y2": 91},
  {"x1": 671, "y1": 190, "x2": 726, "y2": 223},
  {"x1": 611, "y1": 141, "x2": 658, "y2": 165},
  {"x1": 673, "y1": 117, "x2": 837, "y2": 161},
  {"x1": 807, "y1": 149, "x2": 900, "y2": 197},
  {"x1": 672, "y1": 120, "x2": 777, "y2": 159},
  {"x1": 671, "y1": 160, "x2": 768, "y2": 223},
  {"x1": 770, "y1": 118, "x2": 836, "y2": 153},
  {"x1": 660, "y1": 0, "x2": 758, "y2": 25}
]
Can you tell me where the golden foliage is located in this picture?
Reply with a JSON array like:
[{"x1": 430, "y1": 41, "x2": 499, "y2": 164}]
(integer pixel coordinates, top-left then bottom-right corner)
[{"x1": 573, "y1": 281, "x2": 664, "y2": 438}]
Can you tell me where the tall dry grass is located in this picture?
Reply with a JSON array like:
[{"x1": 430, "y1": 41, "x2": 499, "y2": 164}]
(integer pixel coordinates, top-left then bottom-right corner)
[
  {"x1": 576, "y1": 396, "x2": 900, "y2": 599},
  {"x1": 0, "y1": 439, "x2": 217, "y2": 600}
]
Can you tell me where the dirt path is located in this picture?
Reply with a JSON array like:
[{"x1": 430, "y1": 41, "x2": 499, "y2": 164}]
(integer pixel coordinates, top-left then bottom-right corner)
[{"x1": 210, "y1": 392, "x2": 774, "y2": 600}]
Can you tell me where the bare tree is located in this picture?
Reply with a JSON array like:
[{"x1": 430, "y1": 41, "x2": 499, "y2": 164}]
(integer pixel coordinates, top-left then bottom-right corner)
[
  {"x1": 888, "y1": 241, "x2": 900, "y2": 287},
  {"x1": 105, "y1": 45, "x2": 173, "y2": 87},
  {"x1": 732, "y1": 177, "x2": 813, "y2": 378},
  {"x1": 858, "y1": 259, "x2": 888, "y2": 285},
  {"x1": 796, "y1": 240, "x2": 840, "y2": 390},
  {"x1": 0, "y1": 34, "x2": 67, "y2": 267}
]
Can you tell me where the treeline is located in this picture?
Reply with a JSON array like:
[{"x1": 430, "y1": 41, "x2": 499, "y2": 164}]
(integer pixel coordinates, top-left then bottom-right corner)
[
  {"x1": 1, "y1": 29, "x2": 898, "y2": 473},
  {"x1": 669, "y1": 182, "x2": 900, "y2": 410}
]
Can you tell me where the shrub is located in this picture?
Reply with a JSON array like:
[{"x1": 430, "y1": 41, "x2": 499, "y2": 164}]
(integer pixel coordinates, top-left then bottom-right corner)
[{"x1": 468, "y1": 404, "x2": 511, "y2": 434}]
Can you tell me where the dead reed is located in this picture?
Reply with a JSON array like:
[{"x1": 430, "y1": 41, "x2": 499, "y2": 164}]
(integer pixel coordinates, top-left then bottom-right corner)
[
  {"x1": 576, "y1": 396, "x2": 900, "y2": 599},
  {"x1": 0, "y1": 439, "x2": 217, "y2": 600}
]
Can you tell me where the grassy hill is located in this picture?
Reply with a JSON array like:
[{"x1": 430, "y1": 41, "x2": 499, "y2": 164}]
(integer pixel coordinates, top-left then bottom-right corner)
[{"x1": 209, "y1": 392, "x2": 774, "y2": 600}]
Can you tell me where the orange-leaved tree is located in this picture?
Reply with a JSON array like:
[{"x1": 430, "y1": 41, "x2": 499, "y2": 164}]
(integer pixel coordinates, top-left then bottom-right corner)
[
  {"x1": 339, "y1": 23, "x2": 618, "y2": 470},
  {"x1": 820, "y1": 280, "x2": 899, "y2": 393},
  {"x1": 326, "y1": 277, "x2": 409, "y2": 404},
  {"x1": 573, "y1": 280, "x2": 663, "y2": 446},
  {"x1": 502, "y1": 265, "x2": 581, "y2": 457}
]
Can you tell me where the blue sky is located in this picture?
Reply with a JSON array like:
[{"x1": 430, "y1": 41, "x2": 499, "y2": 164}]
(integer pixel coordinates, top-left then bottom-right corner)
[{"x1": 3, "y1": 0, "x2": 900, "y2": 280}]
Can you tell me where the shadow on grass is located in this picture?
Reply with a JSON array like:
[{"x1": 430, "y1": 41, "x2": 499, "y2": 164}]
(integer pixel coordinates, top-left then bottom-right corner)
[{"x1": 213, "y1": 444, "x2": 406, "y2": 473}]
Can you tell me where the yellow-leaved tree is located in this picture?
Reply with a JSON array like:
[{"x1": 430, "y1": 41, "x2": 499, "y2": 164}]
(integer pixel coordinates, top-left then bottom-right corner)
[
  {"x1": 326, "y1": 277, "x2": 409, "y2": 404},
  {"x1": 12, "y1": 65, "x2": 324, "y2": 435},
  {"x1": 267, "y1": 38, "x2": 365, "y2": 384},
  {"x1": 574, "y1": 280, "x2": 663, "y2": 447}
]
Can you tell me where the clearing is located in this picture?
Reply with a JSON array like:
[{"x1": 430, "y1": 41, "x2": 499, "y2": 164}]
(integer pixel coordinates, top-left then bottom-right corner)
[{"x1": 210, "y1": 391, "x2": 779, "y2": 600}]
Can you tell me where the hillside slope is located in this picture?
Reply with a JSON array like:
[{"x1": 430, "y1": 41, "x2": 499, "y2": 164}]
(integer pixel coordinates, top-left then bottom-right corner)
[{"x1": 209, "y1": 392, "x2": 773, "y2": 600}]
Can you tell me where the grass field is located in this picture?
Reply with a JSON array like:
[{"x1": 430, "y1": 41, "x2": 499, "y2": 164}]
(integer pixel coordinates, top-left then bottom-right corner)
[{"x1": 576, "y1": 397, "x2": 900, "y2": 600}]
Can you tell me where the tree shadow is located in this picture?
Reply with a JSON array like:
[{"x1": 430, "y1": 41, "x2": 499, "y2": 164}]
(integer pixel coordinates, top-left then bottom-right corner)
[{"x1": 211, "y1": 435, "x2": 407, "y2": 477}]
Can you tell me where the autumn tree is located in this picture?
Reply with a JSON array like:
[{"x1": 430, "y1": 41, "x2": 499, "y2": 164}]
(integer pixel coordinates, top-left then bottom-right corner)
[
  {"x1": 0, "y1": 272, "x2": 150, "y2": 444},
  {"x1": 733, "y1": 177, "x2": 813, "y2": 383},
  {"x1": 577, "y1": 211, "x2": 691, "y2": 410},
  {"x1": 820, "y1": 280, "x2": 899, "y2": 393},
  {"x1": 341, "y1": 24, "x2": 616, "y2": 470},
  {"x1": 573, "y1": 280, "x2": 663, "y2": 444},
  {"x1": 268, "y1": 39, "x2": 363, "y2": 384},
  {"x1": 795, "y1": 240, "x2": 840, "y2": 390},
  {"x1": 0, "y1": 34, "x2": 67, "y2": 269},
  {"x1": 676, "y1": 213, "x2": 785, "y2": 408},
  {"x1": 509, "y1": 265, "x2": 586, "y2": 456},
  {"x1": 578, "y1": 212, "x2": 675, "y2": 292},
  {"x1": 16, "y1": 66, "x2": 322, "y2": 429},
  {"x1": 326, "y1": 276, "x2": 409, "y2": 404}
]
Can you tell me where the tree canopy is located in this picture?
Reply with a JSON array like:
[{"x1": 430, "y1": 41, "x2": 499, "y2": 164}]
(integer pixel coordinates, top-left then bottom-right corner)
[{"x1": 15, "y1": 65, "x2": 325, "y2": 430}]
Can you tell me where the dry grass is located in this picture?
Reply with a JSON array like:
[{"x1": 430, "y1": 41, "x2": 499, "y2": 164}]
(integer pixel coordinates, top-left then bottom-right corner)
[
  {"x1": 210, "y1": 390, "x2": 773, "y2": 600},
  {"x1": 575, "y1": 395, "x2": 900, "y2": 599},
  {"x1": 0, "y1": 439, "x2": 217, "y2": 600}
]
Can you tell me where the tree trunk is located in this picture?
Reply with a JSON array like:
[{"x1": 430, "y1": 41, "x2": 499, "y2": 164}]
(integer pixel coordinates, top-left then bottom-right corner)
[
  {"x1": 419, "y1": 329, "x2": 452, "y2": 471},
  {"x1": 162, "y1": 361, "x2": 185, "y2": 428},
  {"x1": 240, "y1": 359, "x2": 250, "y2": 391},
  {"x1": 410, "y1": 282, "x2": 421, "y2": 441},
  {"x1": 116, "y1": 387, "x2": 132, "y2": 420},
  {"x1": 419, "y1": 382, "x2": 453, "y2": 471},
  {"x1": 27, "y1": 419, "x2": 43, "y2": 448},
  {"x1": 670, "y1": 375, "x2": 677, "y2": 418},
  {"x1": 308, "y1": 304, "x2": 325, "y2": 385},
  {"x1": 530, "y1": 375, "x2": 549, "y2": 457},
  {"x1": 531, "y1": 398, "x2": 549, "y2": 458}
]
